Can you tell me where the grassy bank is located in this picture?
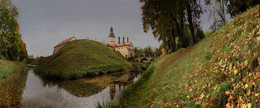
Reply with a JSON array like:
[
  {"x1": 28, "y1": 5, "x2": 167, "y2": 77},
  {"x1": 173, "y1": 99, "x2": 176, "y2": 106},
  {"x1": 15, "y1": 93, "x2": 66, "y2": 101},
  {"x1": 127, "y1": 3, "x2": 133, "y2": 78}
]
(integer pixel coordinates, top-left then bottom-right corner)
[
  {"x1": 0, "y1": 60, "x2": 27, "y2": 79},
  {"x1": 0, "y1": 67, "x2": 28, "y2": 107},
  {"x1": 35, "y1": 39, "x2": 132, "y2": 80},
  {"x1": 108, "y1": 5, "x2": 259, "y2": 107}
]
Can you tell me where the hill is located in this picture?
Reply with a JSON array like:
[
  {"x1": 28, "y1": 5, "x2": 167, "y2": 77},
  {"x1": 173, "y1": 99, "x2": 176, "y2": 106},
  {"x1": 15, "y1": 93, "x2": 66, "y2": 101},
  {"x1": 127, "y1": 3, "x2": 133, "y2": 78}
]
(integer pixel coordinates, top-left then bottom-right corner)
[
  {"x1": 114, "y1": 5, "x2": 259, "y2": 107},
  {"x1": 35, "y1": 39, "x2": 132, "y2": 80}
]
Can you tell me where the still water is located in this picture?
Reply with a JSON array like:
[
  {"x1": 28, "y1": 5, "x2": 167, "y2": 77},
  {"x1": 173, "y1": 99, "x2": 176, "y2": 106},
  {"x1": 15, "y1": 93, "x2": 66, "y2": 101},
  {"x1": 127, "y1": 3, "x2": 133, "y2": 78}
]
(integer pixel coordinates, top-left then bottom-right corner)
[{"x1": 0, "y1": 68, "x2": 141, "y2": 108}]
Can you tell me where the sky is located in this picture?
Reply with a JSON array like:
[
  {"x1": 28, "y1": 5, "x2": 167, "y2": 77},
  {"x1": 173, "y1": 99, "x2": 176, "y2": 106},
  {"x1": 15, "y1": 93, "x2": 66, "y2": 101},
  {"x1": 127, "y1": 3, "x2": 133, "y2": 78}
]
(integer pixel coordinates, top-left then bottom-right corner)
[{"x1": 11, "y1": 0, "x2": 230, "y2": 57}]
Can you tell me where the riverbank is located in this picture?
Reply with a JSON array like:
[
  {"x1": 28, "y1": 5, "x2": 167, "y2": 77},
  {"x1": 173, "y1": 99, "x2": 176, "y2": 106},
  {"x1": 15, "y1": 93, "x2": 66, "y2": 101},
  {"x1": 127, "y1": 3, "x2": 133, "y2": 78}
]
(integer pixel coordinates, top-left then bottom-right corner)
[
  {"x1": 0, "y1": 60, "x2": 27, "y2": 79},
  {"x1": 0, "y1": 66, "x2": 143, "y2": 107},
  {"x1": 35, "y1": 39, "x2": 132, "y2": 80},
  {"x1": 101, "y1": 5, "x2": 259, "y2": 107}
]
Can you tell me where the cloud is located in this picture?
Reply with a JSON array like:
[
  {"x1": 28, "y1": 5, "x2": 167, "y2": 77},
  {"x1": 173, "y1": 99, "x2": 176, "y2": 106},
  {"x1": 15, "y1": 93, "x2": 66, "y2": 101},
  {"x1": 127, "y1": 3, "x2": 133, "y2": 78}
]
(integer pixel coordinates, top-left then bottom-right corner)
[{"x1": 12, "y1": 0, "x2": 160, "y2": 56}]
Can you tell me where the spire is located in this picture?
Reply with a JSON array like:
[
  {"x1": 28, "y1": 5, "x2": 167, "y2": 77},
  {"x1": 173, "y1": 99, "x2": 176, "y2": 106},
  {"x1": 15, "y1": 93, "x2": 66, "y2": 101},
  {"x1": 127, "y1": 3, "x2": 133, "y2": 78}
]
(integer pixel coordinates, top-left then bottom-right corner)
[{"x1": 109, "y1": 26, "x2": 115, "y2": 37}]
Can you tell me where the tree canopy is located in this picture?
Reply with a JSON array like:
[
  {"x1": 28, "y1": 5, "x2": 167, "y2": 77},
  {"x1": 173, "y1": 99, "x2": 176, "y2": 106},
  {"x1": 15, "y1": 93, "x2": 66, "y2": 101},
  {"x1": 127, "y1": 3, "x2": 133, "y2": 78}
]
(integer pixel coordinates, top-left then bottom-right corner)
[
  {"x1": 0, "y1": 0, "x2": 27, "y2": 61},
  {"x1": 140, "y1": 0, "x2": 204, "y2": 52},
  {"x1": 226, "y1": 0, "x2": 259, "y2": 18}
]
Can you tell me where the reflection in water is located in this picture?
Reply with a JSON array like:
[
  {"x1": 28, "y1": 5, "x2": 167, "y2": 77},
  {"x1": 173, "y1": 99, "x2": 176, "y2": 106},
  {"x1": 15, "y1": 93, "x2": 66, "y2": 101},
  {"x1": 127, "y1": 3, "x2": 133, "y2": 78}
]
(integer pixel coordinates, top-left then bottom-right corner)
[
  {"x1": 0, "y1": 70, "x2": 28, "y2": 107},
  {"x1": 109, "y1": 71, "x2": 141, "y2": 101},
  {"x1": 109, "y1": 83, "x2": 116, "y2": 100},
  {"x1": 0, "y1": 68, "x2": 142, "y2": 108}
]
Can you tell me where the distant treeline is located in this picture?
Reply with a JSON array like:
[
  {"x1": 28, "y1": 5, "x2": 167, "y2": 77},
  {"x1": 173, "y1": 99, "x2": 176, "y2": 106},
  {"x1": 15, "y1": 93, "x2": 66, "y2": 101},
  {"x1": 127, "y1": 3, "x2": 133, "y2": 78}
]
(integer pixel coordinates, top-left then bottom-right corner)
[
  {"x1": 0, "y1": 0, "x2": 27, "y2": 61},
  {"x1": 134, "y1": 46, "x2": 161, "y2": 57},
  {"x1": 139, "y1": 0, "x2": 259, "y2": 52}
]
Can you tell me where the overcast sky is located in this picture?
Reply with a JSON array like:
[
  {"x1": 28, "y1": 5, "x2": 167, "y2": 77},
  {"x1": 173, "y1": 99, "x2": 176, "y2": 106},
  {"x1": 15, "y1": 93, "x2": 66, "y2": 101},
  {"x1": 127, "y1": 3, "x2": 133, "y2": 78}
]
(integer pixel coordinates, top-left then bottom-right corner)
[{"x1": 12, "y1": 0, "x2": 230, "y2": 56}]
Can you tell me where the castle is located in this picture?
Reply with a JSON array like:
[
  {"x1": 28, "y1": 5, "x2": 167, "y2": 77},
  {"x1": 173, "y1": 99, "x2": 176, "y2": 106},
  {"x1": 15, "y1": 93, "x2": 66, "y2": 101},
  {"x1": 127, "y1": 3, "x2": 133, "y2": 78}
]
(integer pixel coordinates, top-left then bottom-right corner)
[
  {"x1": 103, "y1": 27, "x2": 135, "y2": 58},
  {"x1": 53, "y1": 27, "x2": 135, "y2": 58}
]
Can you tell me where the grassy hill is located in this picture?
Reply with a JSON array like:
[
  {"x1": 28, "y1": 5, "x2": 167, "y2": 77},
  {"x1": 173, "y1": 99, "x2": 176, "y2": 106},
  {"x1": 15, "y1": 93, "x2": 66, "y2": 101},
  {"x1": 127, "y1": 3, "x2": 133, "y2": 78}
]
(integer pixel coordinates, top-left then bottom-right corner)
[
  {"x1": 0, "y1": 60, "x2": 26, "y2": 79},
  {"x1": 35, "y1": 39, "x2": 132, "y2": 80},
  {"x1": 113, "y1": 5, "x2": 259, "y2": 107}
]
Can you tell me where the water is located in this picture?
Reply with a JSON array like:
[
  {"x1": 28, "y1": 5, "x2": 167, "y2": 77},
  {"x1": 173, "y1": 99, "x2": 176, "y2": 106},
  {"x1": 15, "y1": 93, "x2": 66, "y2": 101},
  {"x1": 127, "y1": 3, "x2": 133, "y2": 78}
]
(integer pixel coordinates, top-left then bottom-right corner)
[{"x1": 0, "y1": 68, "x2": 141, "y2": 108}]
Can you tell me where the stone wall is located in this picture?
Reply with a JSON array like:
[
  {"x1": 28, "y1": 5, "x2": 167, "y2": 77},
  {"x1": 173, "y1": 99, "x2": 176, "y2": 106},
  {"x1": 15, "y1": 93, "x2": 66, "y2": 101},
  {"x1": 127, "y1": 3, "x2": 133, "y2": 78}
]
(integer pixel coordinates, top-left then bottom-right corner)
[
  {"x1": 115, "y1": 45, "x2": 135, "y2": 58},
  {"x1": 53, "y1": 44, "x2": 66, "y2": 55},
  {"x1": 53, "y1": 37, "x2": 76, "y2": 55}
]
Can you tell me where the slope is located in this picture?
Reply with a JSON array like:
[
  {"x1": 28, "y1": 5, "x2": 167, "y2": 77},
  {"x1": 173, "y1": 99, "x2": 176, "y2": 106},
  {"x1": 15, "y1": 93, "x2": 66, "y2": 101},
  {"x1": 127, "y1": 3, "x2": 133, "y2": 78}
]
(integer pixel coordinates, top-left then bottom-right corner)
[
  {"x1": 35, "y1": 39, "x2": 132, "y2": 80},
  {"x1": 0, "y1": 60, "x2": 26, "y2": 79},
  {"x1": 116, "y1": 5, "x2": 260, "y2": 107}
]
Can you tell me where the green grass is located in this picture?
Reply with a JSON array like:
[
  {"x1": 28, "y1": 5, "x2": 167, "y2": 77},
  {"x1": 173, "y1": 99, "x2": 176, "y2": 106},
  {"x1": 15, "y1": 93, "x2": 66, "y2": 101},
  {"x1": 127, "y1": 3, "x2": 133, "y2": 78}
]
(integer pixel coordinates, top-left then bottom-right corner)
[
  {"x1": 35, "y1": 39, "x2": 132, "y2": 80},
  {"x1": 107, "y1": 5, "x2": 260, "y2": 108},
  {"x1": 0, "y1": 60, "x2": 27, "y2": 79}
]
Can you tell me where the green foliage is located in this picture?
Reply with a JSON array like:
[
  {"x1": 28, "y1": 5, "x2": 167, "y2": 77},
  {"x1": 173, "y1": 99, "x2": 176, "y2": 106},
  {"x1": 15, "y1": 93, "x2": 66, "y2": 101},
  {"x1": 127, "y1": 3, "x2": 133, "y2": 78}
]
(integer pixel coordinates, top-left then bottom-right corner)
[
  {"x1": 143, "y1": 46, "x2": 154, "y2": 56},
  {"x1": 226, "y1": 0, "x2": 259, "y2": 18},
  {"x1": 96, "y1": 101, "x2": 116, "y2": 108},
  {"x1": 35, "y1": 39, "x2": 132, "y2": 80},
  {"x1": 135, "y1": 46, "x2": 160, "y2": 57},
  {"x1": 82, "y1": 64, "x2": 124, "y2": 76},
  {"x1": 0, "y1": 0, "x2": 27, "y2": 61},
  {"x1": 0, "y1": 54, "x2": 5, "y2": 60},
  {"x1": 140, "y1": 0, "x2": 204, "y2": 52},
  {"x1": 0, "y1": 60, "x2": 26, "y2": 79}
]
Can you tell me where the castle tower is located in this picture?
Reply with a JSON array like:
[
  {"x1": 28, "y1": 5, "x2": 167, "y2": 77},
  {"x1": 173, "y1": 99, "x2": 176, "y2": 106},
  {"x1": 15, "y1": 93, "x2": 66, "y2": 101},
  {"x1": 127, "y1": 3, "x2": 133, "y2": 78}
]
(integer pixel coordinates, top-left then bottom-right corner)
[{"x1": 108, "y1": 27, "x2": 115, "y2": 45}]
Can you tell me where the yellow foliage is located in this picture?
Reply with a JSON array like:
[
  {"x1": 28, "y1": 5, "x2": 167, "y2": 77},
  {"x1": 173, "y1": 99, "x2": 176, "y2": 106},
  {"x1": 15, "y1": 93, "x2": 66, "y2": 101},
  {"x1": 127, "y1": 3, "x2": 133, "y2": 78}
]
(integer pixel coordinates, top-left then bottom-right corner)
[{"x1": 234, "y1": 69, "x2": 238, "y2": 75}]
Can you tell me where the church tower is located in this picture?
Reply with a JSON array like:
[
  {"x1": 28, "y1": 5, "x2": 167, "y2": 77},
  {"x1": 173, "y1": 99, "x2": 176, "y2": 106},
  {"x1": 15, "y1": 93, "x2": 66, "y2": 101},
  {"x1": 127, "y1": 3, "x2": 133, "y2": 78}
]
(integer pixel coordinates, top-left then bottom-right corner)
[{"x1": 108, "y1": 27, "x2": 115, "y2": 45}]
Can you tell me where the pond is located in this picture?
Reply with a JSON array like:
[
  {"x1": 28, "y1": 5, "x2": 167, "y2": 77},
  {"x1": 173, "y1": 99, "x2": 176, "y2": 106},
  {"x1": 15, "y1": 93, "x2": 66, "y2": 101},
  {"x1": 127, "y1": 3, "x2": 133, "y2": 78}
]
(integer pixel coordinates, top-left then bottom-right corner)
[{"x1": 0, "y1": 67, "x2": 141, "y2": 108}]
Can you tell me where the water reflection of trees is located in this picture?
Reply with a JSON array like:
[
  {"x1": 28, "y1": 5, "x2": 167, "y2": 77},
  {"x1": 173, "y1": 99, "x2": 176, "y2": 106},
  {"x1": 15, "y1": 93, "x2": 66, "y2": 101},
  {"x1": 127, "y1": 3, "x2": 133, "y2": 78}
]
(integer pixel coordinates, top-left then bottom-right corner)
[
  {"x1": 109, "y1": 71, "x2": 141, "y2": 100},
  {"x1": 33, "y1": 71, "x2": 120, "y2": 97},
  {"x1": 0, "y1": 70, "x2": 28, "y2": 107}
]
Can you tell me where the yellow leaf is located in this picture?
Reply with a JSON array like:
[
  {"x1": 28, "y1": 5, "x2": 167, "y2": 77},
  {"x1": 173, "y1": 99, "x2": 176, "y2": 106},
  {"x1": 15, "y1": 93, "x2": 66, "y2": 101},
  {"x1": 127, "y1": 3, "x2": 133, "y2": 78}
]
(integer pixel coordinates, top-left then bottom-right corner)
[
  {"x1": 206, "y1": 94, "x2": 210, "y2": 98},
  {"x1": 229, "y1": 64, "x2": 232, "y2": 70},
  {"x1": 195, "y1": 101, "x2": 201, "y2": 105},
  {"x1": 201, "y1": 93, "x2": 205, "y2": 99},
  {"x1": 234, "y1": 69, "x2": 238, "y2": 75},
  {"x1": 245, "y1": 60, "x2": 248, "y2": 66},
  {"x1": 187, "y1": 96, "x2": 190, "y2": 99},
  {"x1": 245, "y1": 84, "x2": 248, "y2": 88},
  {"x1": 247, "y1": 103, "x2": 251, "y2": 108}
]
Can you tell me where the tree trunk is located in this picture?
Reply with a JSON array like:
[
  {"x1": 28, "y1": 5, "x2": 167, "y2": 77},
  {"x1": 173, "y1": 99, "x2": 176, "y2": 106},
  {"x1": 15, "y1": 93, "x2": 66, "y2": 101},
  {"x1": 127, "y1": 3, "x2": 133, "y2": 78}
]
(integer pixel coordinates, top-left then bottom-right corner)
[
  {"x1": 187, "y1": 1, "x2": 195, "y2": 44},
  {"x1": 171, "y1": 27, "x2": 176, "y2": 52},
  {"x1": 180, "y1": 15, "x2": 184, "y2": 48},
  {"x1": 173, "y1": 17, "x2": 182, "y2": 48}
]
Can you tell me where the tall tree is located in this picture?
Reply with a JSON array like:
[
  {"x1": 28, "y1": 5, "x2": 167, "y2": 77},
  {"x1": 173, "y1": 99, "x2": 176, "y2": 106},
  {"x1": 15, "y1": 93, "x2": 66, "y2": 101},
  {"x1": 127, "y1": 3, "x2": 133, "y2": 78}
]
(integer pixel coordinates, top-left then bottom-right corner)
[
  {"x1": 140, "y1": 0, "x2": 203, "y2": 52},
  {"x1": 0, "y1": 0, "x2": 27, "y2": 61},
  {"x1": 186, "y1": 0, "x2": 203, "y2": 44},
  {"x1": 226, "y1": 0, "x2": 259, "y2": 18}
]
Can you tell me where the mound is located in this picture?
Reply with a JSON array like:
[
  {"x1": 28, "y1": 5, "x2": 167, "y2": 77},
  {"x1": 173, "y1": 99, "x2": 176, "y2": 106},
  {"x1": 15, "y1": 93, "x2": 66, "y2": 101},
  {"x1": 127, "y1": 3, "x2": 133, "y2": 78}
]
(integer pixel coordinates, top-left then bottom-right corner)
[
  {"x1": 117, "y1": 5, "x2": 259, "y2": 107},
  {"x1": 35, "y1": 39, "x2": 132, "y2": 80}
]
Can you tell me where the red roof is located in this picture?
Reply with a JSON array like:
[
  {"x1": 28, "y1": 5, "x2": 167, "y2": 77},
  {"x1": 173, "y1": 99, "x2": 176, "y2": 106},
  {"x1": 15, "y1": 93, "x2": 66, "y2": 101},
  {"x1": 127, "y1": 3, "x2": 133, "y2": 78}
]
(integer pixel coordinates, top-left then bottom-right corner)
[
  {"x1": 54, "y1": 37, "x2": 75, "y2": 48},
  {"x1": 103, "y1": 42, "x2": 132, "y2": 47}
]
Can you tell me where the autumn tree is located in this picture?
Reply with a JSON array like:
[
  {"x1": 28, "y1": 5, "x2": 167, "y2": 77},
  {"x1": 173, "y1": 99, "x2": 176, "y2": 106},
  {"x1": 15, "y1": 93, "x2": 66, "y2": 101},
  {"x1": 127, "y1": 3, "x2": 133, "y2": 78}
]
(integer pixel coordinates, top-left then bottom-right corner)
[
  {"x1": 140, "y1": 0, "x2": 204, "y2": 52},
  {"x1": 0, "y1": 0, "x2": 27, "y2": 61}
]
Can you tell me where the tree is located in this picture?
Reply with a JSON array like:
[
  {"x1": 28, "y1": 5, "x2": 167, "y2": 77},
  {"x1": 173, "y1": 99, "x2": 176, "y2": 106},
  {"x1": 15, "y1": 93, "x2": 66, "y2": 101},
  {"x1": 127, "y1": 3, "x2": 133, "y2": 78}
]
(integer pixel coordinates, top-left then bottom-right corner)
[
  {"x1": 143, "y1": 46, "x2": 154, "y2": 56},
  {"x1": 186, "y1": 0, "x2": 203, "y2": 44},
  {"x1": 140, "y1": 0, "x2": 204, "y2": 53},
  {"x1": 226, "y1": 0, "x2": 259, "y2": 18},
  {"x1": 0, "y1": 0, "x2": 27, "y2": 61}
]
